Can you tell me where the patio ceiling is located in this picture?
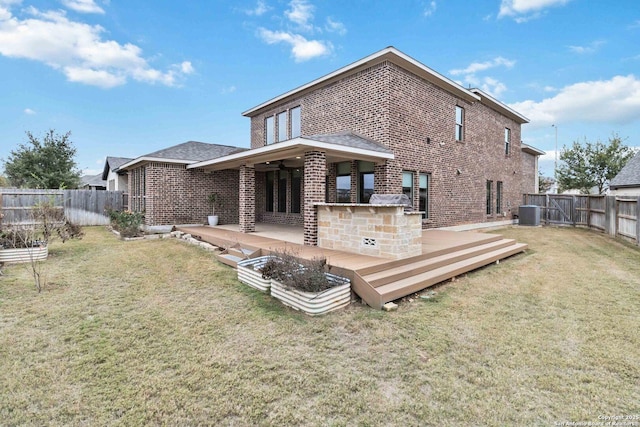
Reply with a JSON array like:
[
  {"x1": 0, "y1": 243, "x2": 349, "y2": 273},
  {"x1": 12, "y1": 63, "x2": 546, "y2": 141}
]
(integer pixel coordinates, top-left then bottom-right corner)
[{"x1": 188, "y1": 135, "x2": 394, "y2": 171}]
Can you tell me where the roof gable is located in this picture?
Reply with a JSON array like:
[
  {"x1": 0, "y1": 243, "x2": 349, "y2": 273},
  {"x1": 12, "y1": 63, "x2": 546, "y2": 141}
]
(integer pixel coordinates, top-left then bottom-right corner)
[
  {"x1": 242, "y1": 46, "x2": 481, "y2": 117},
  {"x1": 102, "y1": 156, "x2": 134, "y2": 179}
]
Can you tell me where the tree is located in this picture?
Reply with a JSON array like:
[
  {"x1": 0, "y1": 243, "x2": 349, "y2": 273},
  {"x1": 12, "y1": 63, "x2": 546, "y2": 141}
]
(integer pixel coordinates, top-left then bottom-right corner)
[
  {"x1": 538, "y1": 171, "x2": 555, "y2": 193},
  {"x1": 2, "y1": 130, "x2": 81, "y2": 189},
  {"x1": 556, "y1": 133, "x2": 635, "y2": 194}
]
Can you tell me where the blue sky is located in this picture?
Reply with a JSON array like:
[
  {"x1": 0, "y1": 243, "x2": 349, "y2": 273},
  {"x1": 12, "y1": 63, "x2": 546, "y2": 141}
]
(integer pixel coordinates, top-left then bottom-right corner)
[{"x1": 0, "y1": 0, "x2": 638, "y2": 179}]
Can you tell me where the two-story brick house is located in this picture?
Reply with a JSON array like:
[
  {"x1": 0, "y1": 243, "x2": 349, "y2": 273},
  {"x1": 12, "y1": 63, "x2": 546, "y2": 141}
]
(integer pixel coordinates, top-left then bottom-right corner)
[{"x1": 123, "y1": 47, "x2": 542, "y2": 244}]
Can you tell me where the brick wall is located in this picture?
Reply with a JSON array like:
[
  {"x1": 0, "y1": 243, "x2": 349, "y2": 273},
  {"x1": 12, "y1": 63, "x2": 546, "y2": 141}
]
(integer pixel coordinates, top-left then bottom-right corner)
[
  {"x1": 141, "y1": 162, "x2": 239, "y2": 226},
  {"x1": 249, "y1": 60, "x2": 533, "y2": 229}
]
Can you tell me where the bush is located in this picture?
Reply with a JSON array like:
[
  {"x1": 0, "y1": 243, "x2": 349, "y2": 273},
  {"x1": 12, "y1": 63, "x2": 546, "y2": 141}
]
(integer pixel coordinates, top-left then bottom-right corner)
[
  {"x1": 108, "y1": 210, "x2": 144, "y2": 238},
  {"x1": 0, "y1": 228, "x2": 42, "y2": 249},
  {"x1": 261, "y1": 250, "x2": 334, "y2": 293}
]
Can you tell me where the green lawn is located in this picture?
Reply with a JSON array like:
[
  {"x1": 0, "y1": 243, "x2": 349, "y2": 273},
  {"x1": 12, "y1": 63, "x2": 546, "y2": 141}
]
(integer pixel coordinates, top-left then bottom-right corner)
[{"x1": 1, "y1": 226, "x2": 639, "y2": 426}]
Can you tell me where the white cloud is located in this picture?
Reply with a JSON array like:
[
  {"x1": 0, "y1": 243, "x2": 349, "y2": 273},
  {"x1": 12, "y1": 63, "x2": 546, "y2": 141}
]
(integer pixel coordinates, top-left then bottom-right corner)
[
  {"x1": 244, "y1": 0, "x2": 269, "y2": 16},
  {"x1": 325, "y1": 17, "x2": 346, "y2": 35},
  {"x1": 424, "y1": 1, "x2": 437, "y2": 17},
  {"x1": 258, "y1": 28, "x2": 331, "y2": 62},
  {"x1": 285, "y1": 0, "x2": 314, "y2": 32},
  {"x1": 450, "y1": 57, "x2": 516, "y2": 75},
  {"x1": 568, "y1": 40, "x2": 605, "y2": 54},
  {"x1": 24, "y1": 108, "x2": 36, "y2": 115},
  {"x1": 0, "y1": 5, "x2": 193, "y2": 88},
  {"x1": 498, "y1": 0, "x2": 571, "y2": 21},
  {"x1": 450, "y1": 57, "x2": 514, "y2": 97},
  {"x1": 481, "y1": 77, "x2": 507, "y2": 98},
  {"x1": 221, "y1": 85, "x2": 236, "y2": 94},
  {"x1": 61, "y1": 0, "x2": 105, "y2": 14},
  {"x1": 510, "y1": 75, "x2": 640, "y2": 128}
]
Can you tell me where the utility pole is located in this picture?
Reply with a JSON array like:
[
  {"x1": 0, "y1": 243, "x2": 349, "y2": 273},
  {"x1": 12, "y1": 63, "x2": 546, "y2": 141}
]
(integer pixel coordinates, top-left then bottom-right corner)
[{"x1": 552, "y1": 124, "x2": 558, "y2": 193}]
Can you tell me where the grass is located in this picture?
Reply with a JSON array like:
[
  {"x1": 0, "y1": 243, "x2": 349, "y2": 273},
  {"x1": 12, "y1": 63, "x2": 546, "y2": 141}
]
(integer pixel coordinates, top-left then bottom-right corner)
[{"x1": 1, "y1": 226, "x2": 639, "y2": 426}]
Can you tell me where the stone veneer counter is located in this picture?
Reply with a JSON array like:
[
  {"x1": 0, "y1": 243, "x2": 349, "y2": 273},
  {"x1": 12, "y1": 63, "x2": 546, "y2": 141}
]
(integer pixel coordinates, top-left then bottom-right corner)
[{"x1": 315, "y1": 203, "x2": 423, "y2": 259}]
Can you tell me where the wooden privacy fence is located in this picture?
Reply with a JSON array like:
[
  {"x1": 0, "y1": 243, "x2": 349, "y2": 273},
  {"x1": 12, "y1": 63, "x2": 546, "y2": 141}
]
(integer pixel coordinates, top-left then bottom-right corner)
[
  {"x1": 523, "y1": 194, "x2": 640, "y2": 245},
  {"x1": 0, "y1": 189, "x2": 126, "y2": 227}
]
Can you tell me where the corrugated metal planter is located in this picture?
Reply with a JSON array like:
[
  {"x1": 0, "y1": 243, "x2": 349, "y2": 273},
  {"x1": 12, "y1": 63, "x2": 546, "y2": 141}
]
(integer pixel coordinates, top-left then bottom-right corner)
[
  {"x1": 270, "y1": 273, "x2": 351, "y2": 316},
  {"x1": 0, "y1": 245, "x2": 48, "y2": 264},
  {"x1": 237, "y1": 256, "x2": 275, "y2": 292}
]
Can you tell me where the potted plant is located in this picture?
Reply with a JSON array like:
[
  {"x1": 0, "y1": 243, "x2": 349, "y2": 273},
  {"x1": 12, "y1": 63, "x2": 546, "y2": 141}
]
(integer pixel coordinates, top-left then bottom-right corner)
[
  {"x1": 207, "y1": 193, "x2": 219, "y2": 226},
  {"x1": 260, "y1": 250, "x2": 351, "y2": 316}
]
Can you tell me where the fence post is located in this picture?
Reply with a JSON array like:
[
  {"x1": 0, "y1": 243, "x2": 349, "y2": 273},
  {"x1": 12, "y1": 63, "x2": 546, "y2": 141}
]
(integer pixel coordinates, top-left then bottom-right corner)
[
  {"x1": 605, "y1": 196, "x2": 616, "y2": 237},
  {"x1": 545, "y1": 194, "x2": 549, "y2": 224}
]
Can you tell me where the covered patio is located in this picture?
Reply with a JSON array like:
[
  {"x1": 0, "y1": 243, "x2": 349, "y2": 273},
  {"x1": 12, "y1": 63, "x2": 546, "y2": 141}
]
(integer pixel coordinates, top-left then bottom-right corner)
[{"x1": 187, "y1": 132, "x2": 395, "y2": 246}]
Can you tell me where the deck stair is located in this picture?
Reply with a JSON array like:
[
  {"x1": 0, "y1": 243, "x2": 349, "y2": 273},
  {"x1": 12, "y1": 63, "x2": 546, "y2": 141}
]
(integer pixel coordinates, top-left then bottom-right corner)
[
  {"x1": 352, "y1": 237, "x2": 527, "y2": 309},
  {"x1": 216, "y1": 243, "x2": 261, "y2": 268}
]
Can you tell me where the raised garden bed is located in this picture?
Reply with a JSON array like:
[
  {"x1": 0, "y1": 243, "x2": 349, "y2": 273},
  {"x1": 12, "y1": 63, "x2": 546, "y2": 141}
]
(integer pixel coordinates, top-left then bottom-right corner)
[
  {"x1": 270, "y1": 273, "x2": 351, "y2": 316},
  {"x1": 237, "y1": 256, "x2": 275, "y2": 292},
  {"x1": 0, "y1": 245, "x2": 48, "y2": 264}
]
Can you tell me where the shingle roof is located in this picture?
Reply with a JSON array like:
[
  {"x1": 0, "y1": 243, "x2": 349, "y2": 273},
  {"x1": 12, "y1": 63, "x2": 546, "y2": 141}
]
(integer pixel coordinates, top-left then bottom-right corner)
[
  {"x1": 610, "y1": 151, "x2": 640, "y2": 188},
  {"x1": 143, "y1": 141, "x2": 246, "y2": 162},
  {"x1": 102, "y1": 156, "x2": 134, "y2": 179},
  {"x1": 81, "y1": 173, "x2": 106, "y2": 188},
  {"x1": 107, "y1": 156, "x2": 133, "y2": 170},
  {"x1": 305, "y1": 131, "x2": 393, "y2": 154}
]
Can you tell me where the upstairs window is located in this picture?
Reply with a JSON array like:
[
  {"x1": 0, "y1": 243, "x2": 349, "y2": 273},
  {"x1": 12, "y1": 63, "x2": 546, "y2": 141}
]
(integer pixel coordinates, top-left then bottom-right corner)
[
  {"x1": 291, "y1": 106, "x2": 301, "y2": 138},
  {"x1": 504, "y1": 128, "x2": 511, "y2": 156},
  {"x1": 277, "y1": 111, "x2": 287, "y2": 142},
  {"x1": 265, "y1": 116, "x2": 274, "y2": 145},
  {"x1": 455, "y1": 106, "x2": 464, "y2": 141}
]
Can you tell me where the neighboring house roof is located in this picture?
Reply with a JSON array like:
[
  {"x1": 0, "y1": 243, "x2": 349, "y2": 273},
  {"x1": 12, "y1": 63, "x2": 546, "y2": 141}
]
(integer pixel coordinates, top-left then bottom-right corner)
[
  {"x1": 119, "y1": 141, "x2": 247, "y2": 171},
  {"x1": 521, "y1": 143, "x2": 545, "y2": 156},
  {"x1": 610, "y1": 151, "x2": 640, "y2": 189},
  {"x1": 242, "y1": 46, "x2": 482, "y2": 117},
  {"x1": 188, "y1": 132, "x2": 394, "y2": 171},
  {"x1": 102, "y1": 156, "x2": 134, "y2": 180},
  {"x1": 80, "y1": 173, "x2": 107, "y2": 189}
]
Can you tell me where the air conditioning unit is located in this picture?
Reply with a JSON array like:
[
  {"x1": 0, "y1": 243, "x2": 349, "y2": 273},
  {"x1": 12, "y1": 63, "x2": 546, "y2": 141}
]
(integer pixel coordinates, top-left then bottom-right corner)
[{"x1": 518, "y1": 205, "x2": 540, "y2": 226}]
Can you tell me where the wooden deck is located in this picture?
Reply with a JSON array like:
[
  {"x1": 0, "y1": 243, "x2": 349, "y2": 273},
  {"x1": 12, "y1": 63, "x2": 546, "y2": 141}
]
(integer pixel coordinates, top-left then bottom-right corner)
[{"x1": 176, "y1": 225, "x2": 527, "y2": 309}]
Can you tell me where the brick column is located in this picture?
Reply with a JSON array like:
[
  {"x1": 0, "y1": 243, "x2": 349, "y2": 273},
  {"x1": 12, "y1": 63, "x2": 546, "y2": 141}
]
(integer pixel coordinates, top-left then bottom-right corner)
[
  {"x1": 375, "y1": 159, "x2": 402, "y2": 194},
  {"x1": 239, "y1": 165, "x2": 255, "y2": 233},
  {"x1": 303, "y1": 151, "x2": 326, "y2": 246}
]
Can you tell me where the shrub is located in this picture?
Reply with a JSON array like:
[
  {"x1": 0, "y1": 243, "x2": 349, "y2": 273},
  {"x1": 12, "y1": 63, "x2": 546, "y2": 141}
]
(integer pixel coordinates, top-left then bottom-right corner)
[
  {"x1": 0, "y1": 228, "x2": 41, "y2": 249},
  {"x1": 261, "y1": 249, "x2": 334, "y2": 293},
  {"x1": 108, "y1": 210, "x2": 144, "y2": 238}
]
